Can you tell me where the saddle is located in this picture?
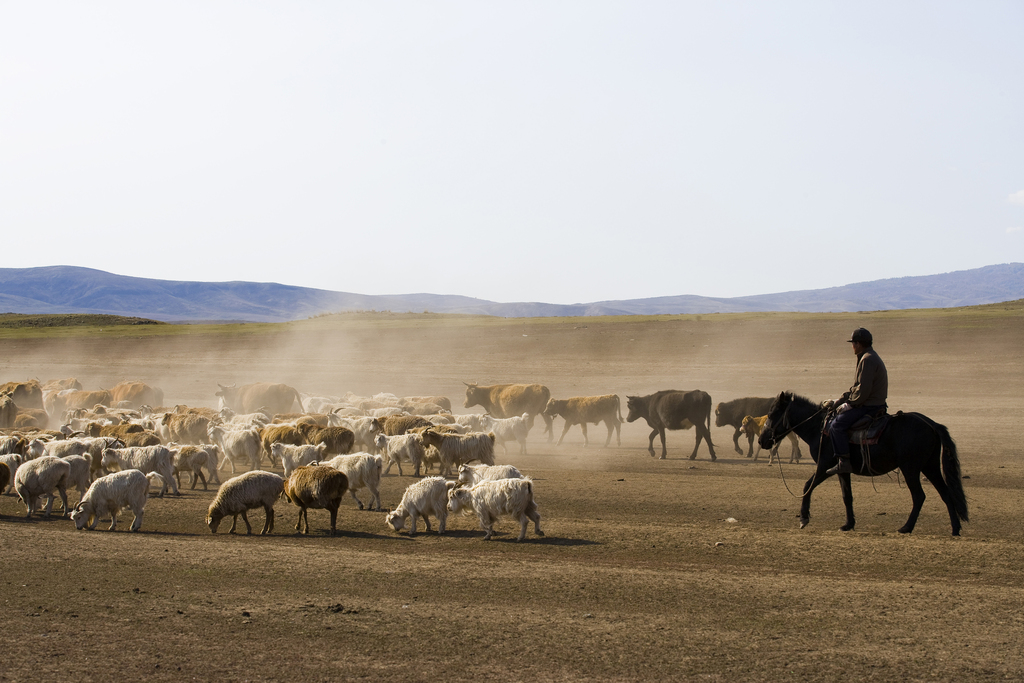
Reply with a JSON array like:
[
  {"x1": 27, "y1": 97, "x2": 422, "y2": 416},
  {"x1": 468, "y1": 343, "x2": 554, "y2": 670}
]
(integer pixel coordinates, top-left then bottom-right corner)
[{"x1": 847, "y1": 407, "x2": 893, "y2": 446}]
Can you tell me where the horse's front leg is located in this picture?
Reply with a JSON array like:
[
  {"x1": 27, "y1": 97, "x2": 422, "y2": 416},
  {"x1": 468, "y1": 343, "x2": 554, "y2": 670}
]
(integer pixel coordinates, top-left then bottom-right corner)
[
  {"x1": 799, "y1": 468, "x2": 828, "y2": 528},
  {"x1": 838, "y1": 473, "x2": 856, "y2": 531},
  {"x1": 658, "y1": 428, "x2": 668, "y2": 460},
  {"x1": 898, "y1": 467, "x2": 926, "y2": 534}
]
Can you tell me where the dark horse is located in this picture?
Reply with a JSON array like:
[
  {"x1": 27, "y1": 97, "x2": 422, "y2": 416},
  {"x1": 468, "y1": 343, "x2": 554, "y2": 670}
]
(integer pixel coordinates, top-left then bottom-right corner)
[{"x1": 758, "y1": 392, "x2": 968, "y2": 536}]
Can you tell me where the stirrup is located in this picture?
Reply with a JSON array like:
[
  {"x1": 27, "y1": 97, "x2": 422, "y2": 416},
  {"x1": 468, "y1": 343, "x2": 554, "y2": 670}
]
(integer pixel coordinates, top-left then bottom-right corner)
[{"x1": 825, "y1": 458, "x2": 852, "y2": 476}]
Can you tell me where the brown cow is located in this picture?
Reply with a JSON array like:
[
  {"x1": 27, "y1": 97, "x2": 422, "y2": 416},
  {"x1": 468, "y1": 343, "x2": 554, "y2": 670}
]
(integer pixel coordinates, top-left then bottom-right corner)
[
  {"x1": 463, "y1": 383, "x2": 553, "y2": 441},
  {"x1": 47, "y1": 390, "x2": 112, "y2": 417},
  {"x1": 216, "y1": 383, "x2": 304, "y2": 415},
  {"x1": 543, "y1": 394, "x2": 623, "y2": 447},
  {"x1": 0, "y1": 381, "x2": 43, "y2": 410},
  {"x1": 110, "y1": 381, "x2": 165, "y2": 409},
  {"x1": 626, "y1": 390, "x2": 716, "y2": 461},
  {"x1": 41, "y1": 378, "x2": 82, "y2": 392}
]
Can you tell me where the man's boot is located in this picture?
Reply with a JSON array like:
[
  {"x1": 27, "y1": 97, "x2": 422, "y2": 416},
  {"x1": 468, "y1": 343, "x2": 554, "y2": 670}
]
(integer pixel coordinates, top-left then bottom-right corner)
[{"x1": 825, "y1": 454, "x2": 853, "y2": 476}]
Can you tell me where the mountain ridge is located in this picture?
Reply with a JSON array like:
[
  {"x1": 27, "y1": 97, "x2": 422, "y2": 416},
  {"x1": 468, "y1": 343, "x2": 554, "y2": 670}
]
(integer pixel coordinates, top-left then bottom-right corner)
[{"x1": 0, "y1": 264, "x2": 1021, "y2": 323}]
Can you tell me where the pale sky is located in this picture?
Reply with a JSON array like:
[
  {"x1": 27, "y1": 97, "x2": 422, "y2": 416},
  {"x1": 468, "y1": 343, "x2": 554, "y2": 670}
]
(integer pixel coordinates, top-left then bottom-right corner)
[{"x1": 2, "y1": 2, "x2": 1022, "y2": 304}]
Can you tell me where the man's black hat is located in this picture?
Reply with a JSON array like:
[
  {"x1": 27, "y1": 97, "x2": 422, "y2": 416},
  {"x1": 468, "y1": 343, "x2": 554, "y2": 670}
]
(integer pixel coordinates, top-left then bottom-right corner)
[{"x1": 847, "y1": 328, "x2": 872, "y2": 344}]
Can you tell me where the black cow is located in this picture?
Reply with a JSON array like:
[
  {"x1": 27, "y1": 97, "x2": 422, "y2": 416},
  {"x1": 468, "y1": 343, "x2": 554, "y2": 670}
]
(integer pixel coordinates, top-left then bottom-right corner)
[
  {"x1": 626, "y1": 390, "x2": 716, "y2": 461},
  {"x1": 715, "y1": 397, "x2": 775, "y2": 456}
]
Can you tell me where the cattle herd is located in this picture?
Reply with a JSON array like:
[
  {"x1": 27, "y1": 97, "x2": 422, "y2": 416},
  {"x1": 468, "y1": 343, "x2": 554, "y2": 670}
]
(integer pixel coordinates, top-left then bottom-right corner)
[{"x1": 0, "y1": 377, "x2": 800, "y2": 539}]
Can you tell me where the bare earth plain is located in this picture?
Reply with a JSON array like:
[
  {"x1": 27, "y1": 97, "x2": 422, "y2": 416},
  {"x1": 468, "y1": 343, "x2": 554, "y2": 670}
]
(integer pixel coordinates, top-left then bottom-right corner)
[{"x1": 1, "y1": 305, "x2": 1023, "y2": 682}]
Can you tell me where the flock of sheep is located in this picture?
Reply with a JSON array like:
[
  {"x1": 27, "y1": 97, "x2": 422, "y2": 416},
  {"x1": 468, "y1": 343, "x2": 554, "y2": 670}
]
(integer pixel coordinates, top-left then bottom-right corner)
[{"x1": 0, "y1": 379, "x2": 547, "y2": 541}]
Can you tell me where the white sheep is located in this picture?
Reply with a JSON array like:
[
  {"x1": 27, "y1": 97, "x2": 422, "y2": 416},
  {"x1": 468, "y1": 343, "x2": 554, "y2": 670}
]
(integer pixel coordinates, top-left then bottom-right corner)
[
  {"x1": 71, "y1": 469, "x2": 150, "y2": 531},
  {"x1": 452, "y1": 414, "x2": 491, "y2": 432},
  {"x1": 320, "y1": 453, "x2": 383, "y2": 511},
  {"x1": 333, "y1": 416, "x2": 382, "y2": 453},
  {"x1": 456, "y1": 463, "x2": 524, "y2": 487},
  {"x1": 206, "y1": 470, "x2": 286, "y2": 535},
  {"x1": 14, "y1": 455, "x2": 70, "y2": 518},
  {"x1": 100, "y1": 445, "x2": 180, "y2": 496},
  {"x1": 208, "y1": 424, "x2": 262, "y2": 474},
  {"x1": 385, "y1": 476, "x2": 456, "y2": 536},
  {"x1": 273, "y1": 442, "x2": 327, "y2": 478},
  {"x1": 480, "y1": 412, "x2": 531, "y2": 456},
  {"x1": 447, "y1": 478, "x2": 544, "y2": 541},
  {"x1": 375, "y1": 433, "x2": 425, "y2": 477},
  {"x1": 60, "y1": 453, "x2": 93, "y2": 506}
]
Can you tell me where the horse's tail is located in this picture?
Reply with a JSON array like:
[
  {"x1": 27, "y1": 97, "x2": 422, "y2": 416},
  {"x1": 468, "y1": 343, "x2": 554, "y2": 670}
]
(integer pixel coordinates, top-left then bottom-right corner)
[{"x1": 918, "y1": 414, "x2": 969, "y2": 523}]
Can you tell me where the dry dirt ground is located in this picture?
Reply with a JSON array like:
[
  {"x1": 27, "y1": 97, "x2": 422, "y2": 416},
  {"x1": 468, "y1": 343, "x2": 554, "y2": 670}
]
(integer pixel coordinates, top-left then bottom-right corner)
[{"x1": 1, "y1": 308, "x2": 1022, "y2": 681}]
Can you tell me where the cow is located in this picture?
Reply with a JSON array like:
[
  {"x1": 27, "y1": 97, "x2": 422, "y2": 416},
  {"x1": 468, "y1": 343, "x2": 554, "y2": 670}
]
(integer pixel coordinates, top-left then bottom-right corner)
[
  {"x1": 109, "y1": 381, "x2": 164, "y2": 409},
  {"x1": 216, "y1": 383, "x2": 304, "y2": 415},
  {"x1": 543, "y1": 394, "x2": 622, "y2": 447},
  {"x1": 715, "y1": 397, "x2": 801, "y2": 462},
  {"x1": 46, "y1": 389, "x2": 112, "y2": 417},
  {"x1": 0, "y1": 381, "x2": 44, "y2": 410},
  {"x1": 626, "y1": 390, "x2": 716, "y2": 461},
  {"x1": 463, "y1": 382, "x2": 553, "y2": 441}
]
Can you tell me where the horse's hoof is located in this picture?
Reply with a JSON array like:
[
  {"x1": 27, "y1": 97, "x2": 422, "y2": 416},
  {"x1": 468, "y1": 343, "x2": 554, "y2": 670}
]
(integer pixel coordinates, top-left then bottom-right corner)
[
  {"x1": 897, "y1": 526, "x2": 913, "y2": 534},
  {"x1": 840, "y1": 523, "x2": 855, "y2": 532},
  {"x1": 799, "y1": 519, "x2": 809, "y2": 529}
]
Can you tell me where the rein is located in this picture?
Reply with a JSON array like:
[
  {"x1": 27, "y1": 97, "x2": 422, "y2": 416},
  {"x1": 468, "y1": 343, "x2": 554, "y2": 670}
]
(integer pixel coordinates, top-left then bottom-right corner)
[{"x1": 767, "y1": 402, "x2": 829, "y2": 499}]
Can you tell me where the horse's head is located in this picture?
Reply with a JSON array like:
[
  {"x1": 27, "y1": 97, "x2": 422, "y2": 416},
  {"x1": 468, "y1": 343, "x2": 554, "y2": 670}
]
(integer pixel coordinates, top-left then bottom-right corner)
[{"x1": 758, "y1": 391, "x2": 792, "y2": 450}]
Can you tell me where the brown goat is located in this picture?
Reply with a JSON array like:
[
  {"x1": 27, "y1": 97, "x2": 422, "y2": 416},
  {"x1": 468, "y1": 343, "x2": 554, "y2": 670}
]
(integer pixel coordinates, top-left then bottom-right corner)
[{"x1": 283, "y1": 465, "x2": 348, "y2": 535}]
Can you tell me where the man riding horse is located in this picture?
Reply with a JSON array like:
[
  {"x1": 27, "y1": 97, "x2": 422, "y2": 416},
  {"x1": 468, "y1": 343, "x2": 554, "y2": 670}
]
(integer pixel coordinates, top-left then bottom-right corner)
[{"x1": 825, "y1": 327, "x2": 888, "y2": 476}]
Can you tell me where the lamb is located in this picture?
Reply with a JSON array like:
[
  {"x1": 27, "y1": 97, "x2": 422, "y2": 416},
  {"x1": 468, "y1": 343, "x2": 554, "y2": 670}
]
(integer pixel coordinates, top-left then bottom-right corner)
[
  {"x1": 283, "y1": 465, "x2": 349, "y2": 535},
  {"x1": 14, "y1": 455, "x2": 70, "y2": 518},
  {"x1": 208, "y1": 424, "x2": 262, "y2": 474},
  {"x1": 418, "y1": 429, "x2": 495, "y2": 477},
  {"x1": 320, "y1": 453, "x2": 383, "y2": 511},
  {"x1": 259, "y1": 424, "x2": 305, "y2": 466},
  {"x1": 447, "y1": 478, "x2": 543, "y2": 541},
  {"x1": 374, "y1": 432, "x2": 425, "y2": 477},
  {"x1": 384, "y1": 476, "x2": 456, "y2": 536},
  {"x1": 100, "y1": 445, "x2": 180, "y2": 496},
  {"x1": 207, "y1": 470, "x2": 286, "y2": 535},
  {"x1": 273, "y1": 442, "x2": 328, "y2": 477},
  {"x1": 172, "y1": 445, "x2": 221, "y2": 490},
  {"x1": 456, "y1": 463, "x2": 524, "y2": 487},
  {"x1": 70, "y1": 469, "x2": 151, "y2": 531},
  {"x1": 480, "y1": 412, "x2": 531, "y2": 455}
]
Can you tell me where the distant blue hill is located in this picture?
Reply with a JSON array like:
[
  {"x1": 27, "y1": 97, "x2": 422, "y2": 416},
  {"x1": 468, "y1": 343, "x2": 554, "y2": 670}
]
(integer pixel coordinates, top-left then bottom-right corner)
[{"x1": 0, "y1": 264, "x2": 1021, "y2": 323}]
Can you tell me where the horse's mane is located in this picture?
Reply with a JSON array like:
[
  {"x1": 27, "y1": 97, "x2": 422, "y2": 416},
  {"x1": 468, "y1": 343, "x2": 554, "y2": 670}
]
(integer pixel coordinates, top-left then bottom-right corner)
[{"x1": 782, "y1": 391, "x2": 819, "y2": 409}]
